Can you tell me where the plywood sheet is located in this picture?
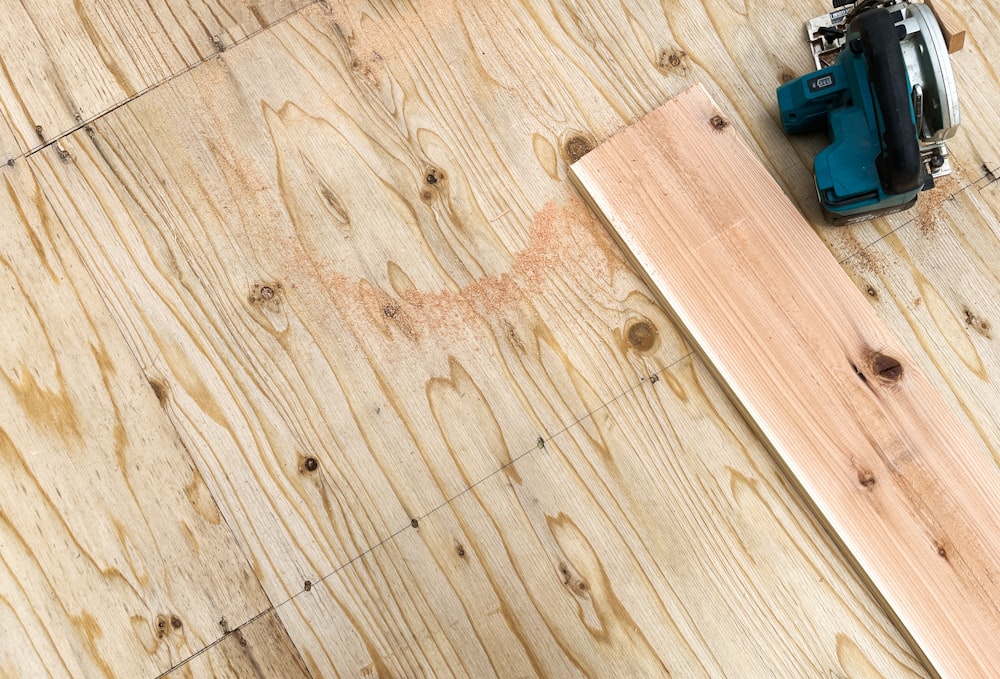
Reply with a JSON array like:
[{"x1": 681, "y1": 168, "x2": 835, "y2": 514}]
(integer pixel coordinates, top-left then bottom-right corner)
[
  {"x1": 0, "y1": 162, "x2": 270, "y2": 677},
  {"x1": 10, "y1": 0, "x2": 1000, "y2": 674},
  {"x1": 571, "y1": 84, "x2": 1000, "y2": 678},
  {"x1": 28, "y1": 5, "x2": 695, "y2": 606},
  {"x1": 0, "y1": 0, "x2": 311, "y2": 154}
]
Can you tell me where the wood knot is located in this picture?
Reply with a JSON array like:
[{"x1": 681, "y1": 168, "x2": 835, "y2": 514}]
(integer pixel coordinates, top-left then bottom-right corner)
[
  {"x1": 872, "y1": 353, "x2": 903, "y2": 382},
  {"x1": 425, "y1": 168, "x2": 445, "y2": 185},
  {"x1": 709, "y1": 114, "x2": 729, "y2": 131},
  {"x1": 304, "y1": 580, "x2": 312, "y2": 592},
  {"x1": 250, "y1": 282, "x2": 282, "y2": 306},
  {"x1": 657, "y1": 49, "x2": 688, "y2": 75},
  {"x1": 562, "y1": 132, "x2": 595, "y2": 163},
  {"x1": 302, "y1": 456, "x2": 318, "y2": 472},
  {"x1": 963, "y1": 307, "x2": 992, "y2": 339},
  {"x1": 148, "y1": 378, "x2": 168, "y2": 405},
  {"x1": 410, "y1": 518, "x2": 419, "y2": 529},
  {"x1": 625, "y1": 319, "x2": 658, "y2": 353},
  {"x1": 858, "y1": 469, "x2": 876, "y2": 488}
]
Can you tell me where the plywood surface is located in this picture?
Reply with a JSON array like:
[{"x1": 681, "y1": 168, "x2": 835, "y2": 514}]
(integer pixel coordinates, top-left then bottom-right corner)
[
  {"x1": 0, "y1": 0, "x2": 312, "y2": 157},
  {"x1": 0, "y1": 163, "x2": 275, "y2": 676},
  {"x1": 278, "y1": 352, "x2": 927, "y2": 678},
  {"x1": 571, "y1": 84, "x2": 1000, "y2": 678},
  {"x1": 2, "y1": 0, "x2": 999, "y2": 675},
  {"x1": 161, "y1": 612, "x2": 310, "y2": 679}
]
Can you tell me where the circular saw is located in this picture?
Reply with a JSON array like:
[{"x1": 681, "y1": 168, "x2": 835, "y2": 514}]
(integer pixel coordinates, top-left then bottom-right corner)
[{"x1": 776, "y1": 0, "x2": 961, "y2": 225}]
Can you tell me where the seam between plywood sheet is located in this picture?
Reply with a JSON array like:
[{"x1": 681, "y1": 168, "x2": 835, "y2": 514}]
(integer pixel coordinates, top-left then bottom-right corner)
[{"x1": 6, "y1": 0, "x2": 321, "y2": 164}]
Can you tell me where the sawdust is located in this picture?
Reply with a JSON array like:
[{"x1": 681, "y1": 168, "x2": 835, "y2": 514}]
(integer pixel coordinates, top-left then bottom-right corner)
[
  {"x1": 278, "y1": 198, "x2": 620, "y2": 350},
  {"x1": 835, "y1": 228, "x2": 888, "y2": 275},
  {"x1": 915, "y1": 174, "x2": 958, "y2": 236}
]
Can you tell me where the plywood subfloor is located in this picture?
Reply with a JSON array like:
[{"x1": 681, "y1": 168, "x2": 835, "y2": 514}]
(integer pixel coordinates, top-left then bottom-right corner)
[{"x1": 2, "y1": 0, "x2": 998, "y2": 676}]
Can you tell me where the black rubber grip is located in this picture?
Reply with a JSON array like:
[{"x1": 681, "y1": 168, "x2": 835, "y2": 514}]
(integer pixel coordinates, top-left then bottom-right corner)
[{"x1": 853, "y1": 9, "x2": 922, "y2": 194}]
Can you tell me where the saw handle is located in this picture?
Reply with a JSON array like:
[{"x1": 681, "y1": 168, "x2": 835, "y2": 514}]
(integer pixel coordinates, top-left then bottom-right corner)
[{"x1": 854, "y1": 8, "x2": 923, "y2": 195}]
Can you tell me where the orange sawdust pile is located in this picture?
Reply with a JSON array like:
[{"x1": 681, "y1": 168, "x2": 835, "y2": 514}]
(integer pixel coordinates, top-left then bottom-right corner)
[{"x1": 295, "y1": 198, "x2": 621, "y2": 344}]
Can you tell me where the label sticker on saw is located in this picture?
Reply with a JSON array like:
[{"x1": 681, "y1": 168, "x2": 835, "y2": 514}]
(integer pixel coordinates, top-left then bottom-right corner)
[{"x1": 808, "y1": 73, "x2": 836, "y2": 93}]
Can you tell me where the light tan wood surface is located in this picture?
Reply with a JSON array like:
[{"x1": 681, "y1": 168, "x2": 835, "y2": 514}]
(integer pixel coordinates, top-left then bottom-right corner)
[
  {"x1": 0, "y1": 0, "x2": 312, "y2": 157},
  {"x1": 571, "y1": 84, "x2": 1000, "y2": 678},
  {"x1": 2, "y1": 0, "x2": 998, "y2": 675},
  {"x1": 161, "y1": 612, "x2": 310, "y2": 679},
  {"x1": 24, "y1": 3, "x2": 946, "y2": 674},
  {"x1": 0, "y1": 162, "x2": 277, "y2": 676}
]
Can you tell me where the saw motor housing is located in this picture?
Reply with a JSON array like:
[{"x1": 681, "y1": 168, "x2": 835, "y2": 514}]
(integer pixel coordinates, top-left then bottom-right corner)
[{"x1": 777, "y1": 1, "x2": 959, "y2": 224}]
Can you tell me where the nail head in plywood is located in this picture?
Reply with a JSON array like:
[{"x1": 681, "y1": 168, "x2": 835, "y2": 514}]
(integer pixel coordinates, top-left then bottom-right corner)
[{"x1": 570, "y1": 84, "x2": 1000, "y2": 679}]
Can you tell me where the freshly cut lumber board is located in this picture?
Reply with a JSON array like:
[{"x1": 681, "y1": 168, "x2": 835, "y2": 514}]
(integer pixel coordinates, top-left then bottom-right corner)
[
  {"x1": 570, "y1": 84, "x2": 1000, "y2": 678},
  {"x1": 924, "y1": 0, "x2": 967, "y2": 53}
]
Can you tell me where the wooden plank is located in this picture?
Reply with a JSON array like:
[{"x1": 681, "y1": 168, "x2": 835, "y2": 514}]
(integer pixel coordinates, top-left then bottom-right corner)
[
  {"x1": 278, "y1": 354, "x2": 926, "y2": 678},
  {"x1": 162, "y1": 611, "x2": 311, "y2": 679},
  {"x1": 837, "y1": 185, "x2": 1000, "y2": 467},
  {"x1": 0, "y1": 0, "x2": 311, "y2": 153},
  {"x1": 570, "y1": 84, "x2": 1000, "y2": 678},
  {"x1": 924, "y1": 0, "x2": 966, "y2": 53},
  {"x1": 0, "y1": 162, "x2": 271, "y2": 676},
  {"x1": 23, "y1": 4, "x2": 937, "y2": 673}
]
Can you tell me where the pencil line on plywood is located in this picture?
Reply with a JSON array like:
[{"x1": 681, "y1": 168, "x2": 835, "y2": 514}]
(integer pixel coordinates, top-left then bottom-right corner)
[
  {"x1": 152, "y1": 349, "x2": 695, "y2": 677},
  {"x1": 17, "y1": 1, "x2": 323, "y2": 164},
  {"x1": 838, "y1": 163, "x2": 1000, "y2": 267}
]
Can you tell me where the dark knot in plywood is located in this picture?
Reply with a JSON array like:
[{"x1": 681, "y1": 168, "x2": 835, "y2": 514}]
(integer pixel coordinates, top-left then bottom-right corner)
[
  {"x1": 562, "y1": 132, "x2": 595, "y2": 164},
  {"x1": 656, "y1": 49, "x2": 688, "y2": 76},
  {"x1": 872, "y1": 353, "x2": 903, "y2": 382},
  {"x1": 626, "y1": 319, "x2": 658, "y2": 353}
]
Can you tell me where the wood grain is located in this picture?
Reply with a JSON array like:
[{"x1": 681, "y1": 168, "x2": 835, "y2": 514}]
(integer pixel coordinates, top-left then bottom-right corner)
[
  {"x1": 571, "y1": 84, "x2": 1000, "y2": 678},
  {"x1": 278, "y1": 353, "x2": 927, "y2": 678},
  {"x1": 0, "y1": 0, "x2": 312, "y2": 156},
  {"x1": 9, "y1": 0, "x2": 1000, "y2": 674},
  {"x1": 161, "y1": 611, "x2": 311, "y2": 679},
  {"x1": 23, "y1": 1, "x2": 939, "y2": 674},
  {"x1": 29, "y1": 5, "x2": 697, "y2": 604},
  {"x1": 0, "y1": 161, "x2": 271, "y2": 676}
]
